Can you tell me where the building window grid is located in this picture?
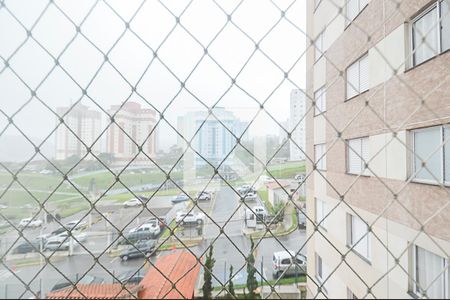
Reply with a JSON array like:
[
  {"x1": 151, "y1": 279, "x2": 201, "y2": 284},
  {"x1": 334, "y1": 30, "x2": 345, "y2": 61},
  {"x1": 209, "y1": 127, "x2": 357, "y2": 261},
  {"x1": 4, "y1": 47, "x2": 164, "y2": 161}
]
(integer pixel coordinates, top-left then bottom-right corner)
[
  {"x1": 347, "y1": 137, "x2": 369, "y2": 175},
  {"x1": 315, "y1": 31, "x2": 325, "y2": 62},
  {"x1": 411, "y1": 125, "x2": 449, "y2": 185},
  {"x1": 315, "y1": 198, "x2": 329, "y2": 230},
  {"x1": 411, "y1": 0, "x2": 450, "y2": 67},
  {"x1": 345, "y1": 0, "x2": 369, "y2": 25}
]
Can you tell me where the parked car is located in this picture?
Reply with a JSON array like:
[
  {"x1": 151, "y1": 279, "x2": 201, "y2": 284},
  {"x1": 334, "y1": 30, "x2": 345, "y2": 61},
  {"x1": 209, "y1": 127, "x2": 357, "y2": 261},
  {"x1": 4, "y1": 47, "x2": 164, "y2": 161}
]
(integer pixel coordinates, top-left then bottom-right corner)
[
  {"x1": 44, "y1": 239, "x2": 69, "y2": 251},
  {"x1": 51, "y1": 275, "x2": 104, "y2": 291},
  {"x1": 116, "y1": 270, "x2": 145, "y2": 284},
  {"x1": 175, "y1": 212, "x2": 205, "y2": 225},
  {"x1": 297, "y1": 207, "x2": 306, "y2": 229},
  {"x1": 196, "y1": 191, "x2": 212, "y2": 201},
  {"x1": 117, "y1": 231, "x2": 154, "y2": 245},
  {"x1": 13, "y1": 240, "x2": 41, "y2": 254},
  {"x1": 18, "y1": 218, "x2": 43, "y2": 229},
  {"x1": 0, "y1": 204, "x2": 8, "y2": 209},
  {"x1": 123, "y1": 198, "x2": 142, "y2": 208},
  {"x1": 52, "y1": 231, "x2": 87, "y2": 243},
  {"x1": 272, "y1": 250, "x2": 307, "y2": 279},
  {"x1": 243, "y1": 191, "x2": 257, "y2": 201},
  {"x1": 50, "y1": 227, "x2": 67, "y2": 236},
  {"x1": 129, "y1": 223, "x2": 160, "y2": 237},
  {"x1": 120, "y1": 240, "x2": 156, "y2": 261},
  {"x1": 171, "y1": 193, "x2": 190, "y2": 204},
  {"x1": 238, "y1": 185, "x2": 255, "y2": 195},
  {"x1": 146, "y1": 217, "x2": 166, "y2": 230},
  {"x1": 65, "y1": 220, "x2": 88, "y2": 230},
  {"x1": 294, "y1": 174, "x2": 305, "y2": 182}
]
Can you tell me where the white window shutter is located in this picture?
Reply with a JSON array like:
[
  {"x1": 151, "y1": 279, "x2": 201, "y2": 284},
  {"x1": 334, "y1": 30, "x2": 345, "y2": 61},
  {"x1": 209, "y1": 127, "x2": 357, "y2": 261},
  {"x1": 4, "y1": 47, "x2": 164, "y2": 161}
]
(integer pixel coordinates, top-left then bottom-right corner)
[
  {"x1": 362, "y1": 137, "x2": 370, "y2": 175},
  {"x1": 359, "y1": 0, "x2": 369, "y2": 10},
  {"x1": 359, "y1": 55, "x2": 369, "y2": 92},
  {"x1": 347, "y1": 61, "x2": 359, "y2": 99},
  {"x1": 321, "y1": 87, "x2": 327, "y2": 112},
  {"x1": 348, "y1": 139, "x2": 361, "y2": 174}
]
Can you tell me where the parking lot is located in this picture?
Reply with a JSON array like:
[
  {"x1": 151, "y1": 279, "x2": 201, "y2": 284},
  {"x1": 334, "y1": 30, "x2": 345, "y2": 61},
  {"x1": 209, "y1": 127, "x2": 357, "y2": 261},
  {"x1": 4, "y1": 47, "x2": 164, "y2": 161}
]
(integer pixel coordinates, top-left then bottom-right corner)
[{"x1": 0, "y1": 180, "x2": 305, "y2": 298}]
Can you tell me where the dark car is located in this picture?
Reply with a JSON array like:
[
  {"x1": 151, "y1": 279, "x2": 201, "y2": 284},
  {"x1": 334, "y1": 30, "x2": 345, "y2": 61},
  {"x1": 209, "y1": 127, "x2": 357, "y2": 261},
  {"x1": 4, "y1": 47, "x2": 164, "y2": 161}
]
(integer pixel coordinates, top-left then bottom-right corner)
[
  {"x1": 120, "y1": 240, "x2": 156, "y2": 261},
  {"x1": 116, "y1": 270, "x2": 145, "y2": 284},
  {"x1": 13, "y1": 240, "x2": 41, "y2": 254},
  {"x1": 117, "y1": 231, "x2": 154, "y2": 245},
  {"x1": 51, "y1": 275, "x2": 104, "y2": 291},
  {"x1": 51, "y1": 227, "x2": 67, "y2": 236}
]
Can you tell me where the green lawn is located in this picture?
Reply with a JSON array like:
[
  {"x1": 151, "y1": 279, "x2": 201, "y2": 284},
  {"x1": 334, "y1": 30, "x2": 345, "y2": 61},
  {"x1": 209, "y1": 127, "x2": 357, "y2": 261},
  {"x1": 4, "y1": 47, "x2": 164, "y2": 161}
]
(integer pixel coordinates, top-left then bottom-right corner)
[
  {"x1": 266, "y1": 161, "x2": 305, "y2": 179},
  {"x1": 0, "y1": 173, "x2": 75, "y2": 193},
  {"x1": 72, "y1": 170, "x2": 183, "y2": 191}
]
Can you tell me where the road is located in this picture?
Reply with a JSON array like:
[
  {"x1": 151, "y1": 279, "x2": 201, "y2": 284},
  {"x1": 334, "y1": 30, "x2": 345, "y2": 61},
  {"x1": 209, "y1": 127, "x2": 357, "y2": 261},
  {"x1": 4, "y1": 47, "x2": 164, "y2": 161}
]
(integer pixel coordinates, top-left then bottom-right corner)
[{"x1": 0, "y1": 182, "x2": 306, "y2": 298}]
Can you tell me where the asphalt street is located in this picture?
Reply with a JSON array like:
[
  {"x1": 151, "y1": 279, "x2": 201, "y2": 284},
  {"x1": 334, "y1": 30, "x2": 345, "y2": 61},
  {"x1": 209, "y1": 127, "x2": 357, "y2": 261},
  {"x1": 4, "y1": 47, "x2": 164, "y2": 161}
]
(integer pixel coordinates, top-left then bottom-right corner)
[{"x1": 0, "y1": 182, "x2": 306, "y2": 298}]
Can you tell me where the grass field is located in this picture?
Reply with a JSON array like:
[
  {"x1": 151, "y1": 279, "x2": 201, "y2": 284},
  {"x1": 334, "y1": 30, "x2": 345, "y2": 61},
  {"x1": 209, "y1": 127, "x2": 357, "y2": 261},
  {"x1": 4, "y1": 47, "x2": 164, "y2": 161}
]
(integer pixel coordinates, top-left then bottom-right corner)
[{"x1": 266, "y1": 161, "x2": 305, "y2": 179}]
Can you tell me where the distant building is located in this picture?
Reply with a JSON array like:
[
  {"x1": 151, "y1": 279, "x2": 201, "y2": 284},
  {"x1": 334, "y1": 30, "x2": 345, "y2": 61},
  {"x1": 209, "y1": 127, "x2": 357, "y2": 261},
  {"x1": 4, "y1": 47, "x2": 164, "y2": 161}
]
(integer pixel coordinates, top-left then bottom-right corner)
[
  {"x1": 55, "y1": 104, "x2": 101, "y2": 160},
  {"x1": 106, "y1": 102, "x2": 157, "y2": 165},
  {"x1": 177, "y1": 107, "x2": 246, "y2": 167},
  {"x1": 289, "y1": 89, "x2": 306, "y2": 161}
]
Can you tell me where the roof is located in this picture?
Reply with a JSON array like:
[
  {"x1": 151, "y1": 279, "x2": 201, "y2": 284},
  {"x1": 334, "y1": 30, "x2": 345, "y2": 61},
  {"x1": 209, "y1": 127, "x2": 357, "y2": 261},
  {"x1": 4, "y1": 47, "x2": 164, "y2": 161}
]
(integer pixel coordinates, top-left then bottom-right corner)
[
  {"x1": 46, "y1": 284, "x2": 138, "y2": 299},
  {"x1": 273, "y1": 250, "x2": 296, "y2": 259},
  {"x1": 265, "y1": 180, "x2": 291, "y2": 190},
  {"x1": 138, "y1": 251, "x2": 201, "y2": 299}
]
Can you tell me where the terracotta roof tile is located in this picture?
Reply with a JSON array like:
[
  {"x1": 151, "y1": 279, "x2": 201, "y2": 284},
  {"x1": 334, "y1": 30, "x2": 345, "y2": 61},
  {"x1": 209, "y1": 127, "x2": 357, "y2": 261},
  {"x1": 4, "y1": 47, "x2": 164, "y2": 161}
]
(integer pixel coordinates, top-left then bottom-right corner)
[
  {"x1": 139, "y1": 251, "x2": 201, "y2": 299},
  {"x1": 45, "y1": 284, "x2": 138, "y2": 299}
]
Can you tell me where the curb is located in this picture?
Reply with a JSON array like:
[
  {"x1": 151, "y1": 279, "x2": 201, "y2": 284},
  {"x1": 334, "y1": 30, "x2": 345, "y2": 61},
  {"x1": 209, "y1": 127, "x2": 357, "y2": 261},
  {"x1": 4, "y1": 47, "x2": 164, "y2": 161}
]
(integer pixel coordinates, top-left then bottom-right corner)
[{"x1": 6, "y1": 256, "x2": 65, "y2": 268}]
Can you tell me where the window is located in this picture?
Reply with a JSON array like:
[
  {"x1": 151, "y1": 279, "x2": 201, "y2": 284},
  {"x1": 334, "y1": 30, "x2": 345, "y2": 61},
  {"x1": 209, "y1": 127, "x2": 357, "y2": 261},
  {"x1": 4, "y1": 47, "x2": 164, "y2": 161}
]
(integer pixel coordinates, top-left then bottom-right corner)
[
  {"x1": 314, "y1": 86, "x2": 326, "y2": 115},
  {"x1": 347, "y1": 214, "x2": 371, "y2": 261},
  {"x1": 412, "y1": 125, "x2": 449, "y2": 184},
  {"x1": 316, "y1": 254, "x2": 329, "y2": 287},
  {"x1": 347, "y1": 137, "x2": 369, "y2": 175},
  {"x1": 346, "y1": 0, "x2": 369, "y2": 24},
  {"x1": 315, "y1": 144, "x2": 327, "y2": 171},
  {"x1": 412, "y1": 0, "x2": 450, "y2": 66},
  {"x1": 413, "y1": 246, "x2": 449, "y2": 298},
  {"x1": 346, "y1": 54, "x2": 369, "y2": 100},
  {"x1": 315, "y1": 198, "x2": 329, "y2": 229},
  {"x1": 315, "y1": 31, "x2": 325, "y2": 61}
]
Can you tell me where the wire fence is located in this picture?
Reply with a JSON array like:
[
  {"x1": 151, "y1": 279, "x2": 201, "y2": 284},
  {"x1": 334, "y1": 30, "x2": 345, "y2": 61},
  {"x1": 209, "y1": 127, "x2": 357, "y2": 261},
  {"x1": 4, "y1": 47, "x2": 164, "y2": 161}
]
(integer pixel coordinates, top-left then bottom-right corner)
[{"x1": 0, "y1": 0, "x2": 449, "y2": 299}]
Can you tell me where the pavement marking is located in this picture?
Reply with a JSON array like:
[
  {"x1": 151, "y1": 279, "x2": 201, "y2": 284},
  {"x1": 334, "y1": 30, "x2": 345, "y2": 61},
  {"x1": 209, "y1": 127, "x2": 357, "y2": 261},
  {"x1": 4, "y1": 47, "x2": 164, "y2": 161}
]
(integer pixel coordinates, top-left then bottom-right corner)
[{"x1": 110, "y1": 257, "x2": 119, "y2": 264}]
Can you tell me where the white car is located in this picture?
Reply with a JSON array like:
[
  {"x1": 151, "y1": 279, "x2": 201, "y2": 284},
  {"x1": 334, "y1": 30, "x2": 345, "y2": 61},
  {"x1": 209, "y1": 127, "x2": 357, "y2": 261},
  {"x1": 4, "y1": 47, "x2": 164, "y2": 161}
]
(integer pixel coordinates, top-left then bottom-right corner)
[
  {"x1": 123, "y1": 198, "x2": 142, "y2": 208},
  {"x1": 18, "y1": 218, "x2": 43, "y2": 229},
  {"x1": 243, "y1": 192, "x2": 257, "y2": 201},
  {"x1": 47, "y1": 231, "x2": 87, "y2": 243},
  {"x1": 175, "y1": 212, "x2": 205, "y2": 225},
  {"x1": 65, "y1": 220, "x2": 88, "y2": 230},
  {"x1": 129, "y1": 223, "x2": 160, "y2": 237}
]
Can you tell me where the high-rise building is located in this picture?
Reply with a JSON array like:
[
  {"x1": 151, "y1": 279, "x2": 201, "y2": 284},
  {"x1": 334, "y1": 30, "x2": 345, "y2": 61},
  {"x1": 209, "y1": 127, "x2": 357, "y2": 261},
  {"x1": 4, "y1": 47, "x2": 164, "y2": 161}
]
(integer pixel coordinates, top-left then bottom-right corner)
[
  {"x1": 306, "y1": 0, "x2": 449, "y2": 298},
  {"x1": 107, "y1": 102, "x2": 157, "y2": 165},
  {"x1": 55, "y1": 104, "x2": 101, "y2": 160},
  {"x1": 177, "y1": 107, "x2": 246, "y2": 167},
  {"x1": 289, "y1": 89, "x2": 306, "y2": 161}
]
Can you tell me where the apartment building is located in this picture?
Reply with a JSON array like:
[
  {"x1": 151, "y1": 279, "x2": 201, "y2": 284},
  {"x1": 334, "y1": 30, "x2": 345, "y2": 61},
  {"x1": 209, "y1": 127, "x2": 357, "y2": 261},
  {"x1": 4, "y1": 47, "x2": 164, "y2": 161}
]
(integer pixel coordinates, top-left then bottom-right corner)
[
  {"x1": 55, "y1": 104, "x2": 101, "y2": 160},
  {"x1": 289, "y1": 89, "x2": 307, "y2": 161},
  {"x1": 107, "y1": 102, "x2": 157, "y2": 165},
  {"x1": 177, "y1": 107, "x2": 248, "y2": 167},
  {"x1": 306, "y1": 0, "x2": 449, "y2": 298}
]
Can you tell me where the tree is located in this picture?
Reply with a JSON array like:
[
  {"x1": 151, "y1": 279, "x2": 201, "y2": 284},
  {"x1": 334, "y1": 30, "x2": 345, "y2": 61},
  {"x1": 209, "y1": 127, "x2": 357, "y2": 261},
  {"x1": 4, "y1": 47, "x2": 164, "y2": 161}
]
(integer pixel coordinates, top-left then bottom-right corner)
[
  {"x1": 202, "y1": 245, "x2": 215, "y2": 299},
  {"x1": 246, "y1": 238, "x2": 258, "y2": 299},
  {"x1": 273, "y1": 201, "x2": 285, "y2": 223},
  {"x1": 225, "y1": 265, "x2": 236, "y2": 299}
]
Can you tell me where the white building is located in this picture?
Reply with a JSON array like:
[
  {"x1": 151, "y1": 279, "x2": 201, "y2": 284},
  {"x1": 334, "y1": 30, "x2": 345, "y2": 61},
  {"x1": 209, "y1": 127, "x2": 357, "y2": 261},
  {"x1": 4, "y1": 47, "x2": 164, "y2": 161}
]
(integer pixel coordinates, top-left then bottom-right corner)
[
  {"x1": 289, "y1": 89, "x2": 306, "y2": 161},
  {"x1": 106, "y1": 102, "x2": 157, "y2": 165},
  {"x1": 177, "y1": 107, "x2": 247, "y2": 167},
  {"x1": 55, "y1": 104, "x2": 101, "y2": 160}
]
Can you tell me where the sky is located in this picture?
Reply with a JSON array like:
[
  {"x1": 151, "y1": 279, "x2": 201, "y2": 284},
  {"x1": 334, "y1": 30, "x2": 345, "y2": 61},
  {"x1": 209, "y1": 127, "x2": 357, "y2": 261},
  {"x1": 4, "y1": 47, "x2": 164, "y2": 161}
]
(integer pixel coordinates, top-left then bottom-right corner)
[{"x1": 0, "y1": 0, "x2": 307, "y2": 155}]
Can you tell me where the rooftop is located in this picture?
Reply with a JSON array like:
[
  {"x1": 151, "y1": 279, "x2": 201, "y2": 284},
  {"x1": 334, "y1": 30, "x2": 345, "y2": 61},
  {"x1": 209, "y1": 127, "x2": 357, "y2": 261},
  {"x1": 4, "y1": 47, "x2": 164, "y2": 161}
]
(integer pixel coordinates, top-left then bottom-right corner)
[{"x1": 45, "y1": 284, "x2": 138, "y2": 299}]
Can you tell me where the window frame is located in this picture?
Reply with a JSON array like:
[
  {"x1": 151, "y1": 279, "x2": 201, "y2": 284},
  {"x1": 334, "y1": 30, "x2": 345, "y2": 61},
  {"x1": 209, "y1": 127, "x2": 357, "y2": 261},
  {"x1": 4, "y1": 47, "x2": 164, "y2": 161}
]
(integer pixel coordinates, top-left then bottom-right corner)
[
  {"x1": 409, "y1": 0, "x2": 450, "y2": 68},
  {"x1": 345, "y1": 53, "x2": 369, "y2": 101},
  {"x1": 346, "y1": 136, "x2": 370, "y2": 176},
  {"x1": 314, "y1": 86, "x2": 327, "y2": 116},
  {"x1": 315, "y1": 198, "x2": 328, "y2": 230},
  {"x1": 410, "y1": 125, "x2": 449, "y2": 186},
  {"x1": 411, "y1": 245, "x2": 449, "y2": 298},
  {"x1": 314, "y1": 143, "x2": 327, "y2": 171},
  {"x1": 345, "y1": 0, "x2": 370, "y2": 28},
  {"x1": 346, "y1": 213, "x2": 371, "y2": 263},
  {"x1": 315, "y1": 31, "x2": 325, "y2": 62}
]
